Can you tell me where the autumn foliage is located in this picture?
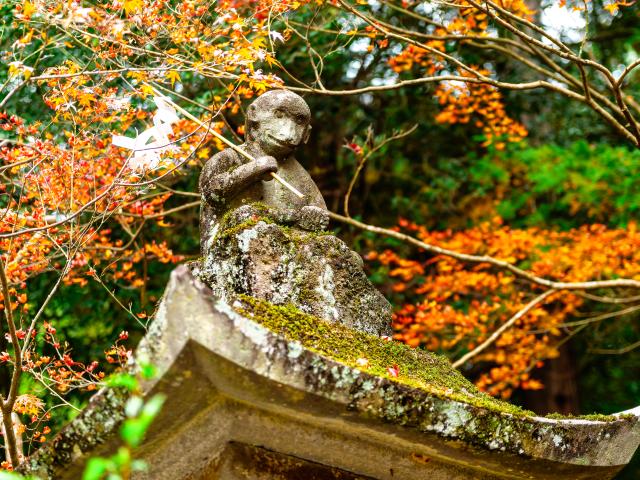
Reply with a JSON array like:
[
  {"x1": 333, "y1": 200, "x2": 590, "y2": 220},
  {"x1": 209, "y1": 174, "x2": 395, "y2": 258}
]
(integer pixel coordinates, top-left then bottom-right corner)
[
  {"x1": 368, "y1": 218, "x2": 640, "y2": 398},
  {"x1": 388, "y1": 0, "x2": 531, "y2": 148}
]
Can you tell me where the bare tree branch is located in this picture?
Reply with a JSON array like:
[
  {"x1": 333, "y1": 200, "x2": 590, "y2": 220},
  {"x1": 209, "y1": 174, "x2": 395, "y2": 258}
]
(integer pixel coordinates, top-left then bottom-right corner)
[
  {"x1": 452, "y1": 289, "x2": 557, "y2": 368},
  {"x1": 0, "y1": 257, "x2": 22, "y2": 467},
  {"x1": 328, "y1": 212, "x2": 640, "y2": 291}
]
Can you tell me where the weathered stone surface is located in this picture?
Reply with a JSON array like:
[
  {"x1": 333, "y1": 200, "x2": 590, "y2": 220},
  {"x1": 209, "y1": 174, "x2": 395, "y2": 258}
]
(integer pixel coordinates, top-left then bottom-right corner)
[
  {"x1": 211, "y1": 442, "x2": 376, "y2": 479},
  {"x1": 195, "y1": 203, "x2": 393, "y2": 336},
  {"x1": 20, "y1": 266, "x2": 640, "y2": 479}
]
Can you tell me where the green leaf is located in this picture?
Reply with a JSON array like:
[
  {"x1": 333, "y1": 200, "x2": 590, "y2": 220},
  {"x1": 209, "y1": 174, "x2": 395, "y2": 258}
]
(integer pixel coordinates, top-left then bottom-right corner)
[
  {"x1": 139, "y1": 362, "x2": 157, "y2": 381},
  {"x1": 120, "y1": 419, "x2": 147, "y2": 448},
  {"x1": 0, "y1": 473, "x2": 28, "y2": 480},
  {"x1": 82, "y1": 458, "x2": 109, "y2": 480},
  {"x1": 140, "y1": 394, "x2": 165, "y2": 420},
  {"x1": 120, "y1": 394, "x2": 165, "y2": 447},
  {"x1": 106, "y1": 373, "x2": 138, "y2": 392},
  {"x1": 113, "y1": 446, "x2": 131, "y2": 467}
]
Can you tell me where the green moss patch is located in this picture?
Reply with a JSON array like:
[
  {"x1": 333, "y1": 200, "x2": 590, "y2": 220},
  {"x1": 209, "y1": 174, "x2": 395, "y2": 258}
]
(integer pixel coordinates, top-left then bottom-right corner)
[
  {"x1": 215, "y1": 203, "x2": 331, "y2": 244},
  {"x1": 544, "y1": 412, "x2": 631, "y2": 422},
  {"x1": 235, "y1": 295, "x2": 534, "y2": 417},
  {"x1": 214, "y1": 203, "x2": 271, "y2": 240},
  {"x1": 216, "y1": 218, "x2": 261, "y2": 241}
]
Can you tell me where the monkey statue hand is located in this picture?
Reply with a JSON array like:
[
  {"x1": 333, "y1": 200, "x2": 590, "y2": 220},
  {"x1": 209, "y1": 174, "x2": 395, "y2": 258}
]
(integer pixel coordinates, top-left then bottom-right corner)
[
  {"x1": 255, "y1": 155, "x2": 278, "y2": 181},
  {"x1": 297, "y1": 205, "x2": 329, "y2": 232}
]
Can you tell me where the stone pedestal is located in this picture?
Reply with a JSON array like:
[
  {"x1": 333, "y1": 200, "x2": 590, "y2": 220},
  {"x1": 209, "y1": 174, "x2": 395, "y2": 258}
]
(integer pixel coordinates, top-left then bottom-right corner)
[
  {"x1": 196, "y1": 204, "x2": 393, "y2": 336},
  {"x1": 20, "y1": 266, "x2": 640, "y2": 479}
]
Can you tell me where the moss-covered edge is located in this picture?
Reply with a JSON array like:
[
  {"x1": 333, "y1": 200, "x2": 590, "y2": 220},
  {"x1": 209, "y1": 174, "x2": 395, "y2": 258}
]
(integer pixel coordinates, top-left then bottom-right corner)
[
  {"x1": 213, "y1": 204, "x2": 628, "y2": 423},
  {"x1": 234, "y1": 294, "x2": 535, "y2": 417},
  {"x1": 234, "y1": 296, "x2": 635, "y2": 423},
  {"x1": 18, "y1": 387, "x2": 129, "y2": 478}
]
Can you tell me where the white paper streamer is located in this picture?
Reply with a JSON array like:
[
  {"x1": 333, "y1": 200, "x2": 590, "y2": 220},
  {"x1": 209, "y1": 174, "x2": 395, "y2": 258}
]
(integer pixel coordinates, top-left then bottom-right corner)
[{"x1": 112, "y1": 96, "x2": 180, "y2": 171}]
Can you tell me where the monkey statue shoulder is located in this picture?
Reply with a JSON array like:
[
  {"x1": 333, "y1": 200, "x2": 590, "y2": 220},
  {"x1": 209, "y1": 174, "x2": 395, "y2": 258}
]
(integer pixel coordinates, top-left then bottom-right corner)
[
  {"x1": 196, "y1": 90, "x2": 392, "y2": 337},
  {"x1": 199, "y1": 90, "x2": 328, "y2": 254}
]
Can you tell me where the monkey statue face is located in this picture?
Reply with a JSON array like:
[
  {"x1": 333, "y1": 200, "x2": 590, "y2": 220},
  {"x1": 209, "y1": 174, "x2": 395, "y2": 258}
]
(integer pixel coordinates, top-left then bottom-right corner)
[{"x1": 245, "y1": 90, "x2": 312, "y2": 158}]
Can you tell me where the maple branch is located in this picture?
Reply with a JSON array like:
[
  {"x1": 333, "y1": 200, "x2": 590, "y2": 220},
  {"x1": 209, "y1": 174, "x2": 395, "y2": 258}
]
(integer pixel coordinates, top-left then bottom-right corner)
[
  {"x1": 85, "y1": 221, "x2": 146, "y2": 252},
  {"x1": 465, "y1": 0, "x2": 605, "y2": 72},
  {"x1": 576, "y1": 291, "x2": 640, "y2": 305},
  {"x1": 55, "y1": 23, "x2": 236, "y2": 81},
  {"x1": 21, "y1": 268, "x2": 69, "y2": 356},
  {"x1": 379, "y1": 0, "x2": 444, "y2": 27},
  {"x1": 0, "y1": 80, "x2": 28, "y2": 110},
  {"x1": 610, "y1": 82, "x2": 640, "y2": 146},
  {"x1": 288, "y1": 75, "x2": 566, "y2": 95},
  {"x1": 156, "y1": 184, "x2": 200, "y2": 198},
  {"x1": 328, "y1": 212, "x2": 640, "y2": 291},
  {"x1": 29, "y1": 67, "x2": 192, "y2": 81},
  {"x1": 0, "y1": 163, "x2": 128, "y2": 239},
  {"x1": 337, "y1": 0, "x2": 634, "y2": 133},
  {"x1": 617, "y1": 59, "x2": 640, "y2": 87},
  {"x1": 329, "y1": 0, "x2": 640, "y2": 147},
  {"x1": 524, "y1": 43, "x2": 627, "y2": 119},
  {"x1": 0, "y1": 257, "x2": 22, "y2": 467},
  {"x1": 91, "y1": 273, "x2": 148, "y2": 329},
  {"x1": 452, "y1": 289, "x2": 557, "y2": 368},
  {"x1": 118, "y1": 200, "x2": 200, "y2": 219},
  {"x1": 0, "y1": 412, "x2": 23, "y2": 467},
  {"x1": 0, "y1": 157, "x2": 39, "y2": 174},
  {"x1": 553, "y1": 304, "x2": 640, "y2": 330}
]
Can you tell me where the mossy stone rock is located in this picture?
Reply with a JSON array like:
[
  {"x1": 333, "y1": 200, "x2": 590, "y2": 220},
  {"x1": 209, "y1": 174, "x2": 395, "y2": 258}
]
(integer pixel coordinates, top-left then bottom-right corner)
[{"x1": 195, "y1": 204, "x2": 392, "y2": 337}]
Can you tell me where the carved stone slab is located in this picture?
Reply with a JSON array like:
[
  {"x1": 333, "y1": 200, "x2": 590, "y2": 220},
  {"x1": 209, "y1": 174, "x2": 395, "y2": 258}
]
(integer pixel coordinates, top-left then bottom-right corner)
[{"x1": 20, "y1": 266, "x2": 640, "y2": 479}]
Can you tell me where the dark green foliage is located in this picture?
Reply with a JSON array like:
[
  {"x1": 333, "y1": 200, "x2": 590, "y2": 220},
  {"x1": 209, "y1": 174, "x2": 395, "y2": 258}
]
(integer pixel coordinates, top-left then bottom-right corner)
[{"x1": 468, "y1": 141, "x2": 640, "y2": 228}]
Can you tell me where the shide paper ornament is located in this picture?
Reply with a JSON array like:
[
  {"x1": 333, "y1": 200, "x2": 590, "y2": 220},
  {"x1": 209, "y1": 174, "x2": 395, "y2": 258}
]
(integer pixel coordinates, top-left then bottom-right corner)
[{"x1": 112, "y1": 96, "x2": 180, "y2": 171}]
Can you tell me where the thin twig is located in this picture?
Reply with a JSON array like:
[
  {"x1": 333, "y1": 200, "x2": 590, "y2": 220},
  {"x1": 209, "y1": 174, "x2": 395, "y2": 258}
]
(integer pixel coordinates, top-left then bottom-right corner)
[
  {"x1": 452, "y1": 289, "x2": 557, "y2": 368},
  {"x1": 576, "y1": 291, "x2": 640, "y2": 305},
  {"x1": 117, "y1": 200, "x2": 200, "y2": 219},
  {"x1": 328, "y1": 212, "x2": 640, "y2": 290},
  {"x1": 343, "y1": 125, "x2": 417, "y2": 217},
  {"x1": 590, "y1": 339, "x2": 640, "y2": 355}
]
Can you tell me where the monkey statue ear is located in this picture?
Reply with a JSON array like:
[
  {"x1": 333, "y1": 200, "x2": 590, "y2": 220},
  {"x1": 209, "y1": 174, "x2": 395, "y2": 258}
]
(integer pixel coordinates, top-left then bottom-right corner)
[
  {"x1": 303, "y1": 124, "x2": 312, "y2": 144},
  {"x1": 245, "y1": 121, "x2": 258, "y2": 141}
]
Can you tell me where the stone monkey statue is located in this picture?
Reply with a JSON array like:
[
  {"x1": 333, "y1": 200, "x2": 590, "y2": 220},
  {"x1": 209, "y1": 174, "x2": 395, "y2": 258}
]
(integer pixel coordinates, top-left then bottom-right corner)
[
  {"x1": 196, "y1": 89, "x2": 392, "y2": 336},
  {"x1": 199, "y1": 90, "x2": 329, "y2": 253}
]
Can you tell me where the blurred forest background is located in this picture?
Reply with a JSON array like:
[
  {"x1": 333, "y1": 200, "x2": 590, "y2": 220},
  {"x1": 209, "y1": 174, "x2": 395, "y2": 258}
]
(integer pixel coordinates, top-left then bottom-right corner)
[{"x1": 1, "y1": 0, "x2": 639, "y2": 477}]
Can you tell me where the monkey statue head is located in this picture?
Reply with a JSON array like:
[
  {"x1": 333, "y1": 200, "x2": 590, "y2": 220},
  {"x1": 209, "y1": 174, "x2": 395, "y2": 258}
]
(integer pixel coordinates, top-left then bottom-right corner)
[{"x1": 245, "y1": 90, "x2": 312, "y2": 158}]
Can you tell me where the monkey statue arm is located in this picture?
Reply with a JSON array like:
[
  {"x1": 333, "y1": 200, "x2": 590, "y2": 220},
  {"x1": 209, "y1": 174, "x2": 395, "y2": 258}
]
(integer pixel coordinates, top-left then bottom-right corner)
[
  {"x1": 296, "y1": 169, "x2": 329, "y2": 231},
  {"x1": 199, "y1": 150, "x2": 277, "y2": 206},
  {"x1": 269, "y1": 167, "x2": 328, "y2": 232},
  {"x1": 274, "y1": 179, "x2": 329, "y2": 232},
  {"x1": 297, "y1": 205, "x2": 329, "y2": 232}
]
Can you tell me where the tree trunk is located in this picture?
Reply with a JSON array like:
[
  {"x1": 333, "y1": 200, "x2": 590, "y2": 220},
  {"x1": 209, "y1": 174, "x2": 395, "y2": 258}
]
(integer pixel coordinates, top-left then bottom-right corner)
[{"x1": 522, "y1": 343, "x2": 580, "y2": 415}]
